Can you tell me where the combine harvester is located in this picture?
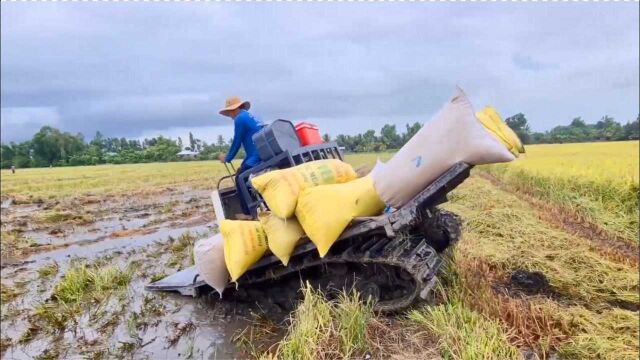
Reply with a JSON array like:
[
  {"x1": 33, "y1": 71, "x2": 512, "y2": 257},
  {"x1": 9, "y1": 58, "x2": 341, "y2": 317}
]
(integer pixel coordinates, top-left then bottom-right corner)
[{"x1": 146, "y1": 89, "x2": 523, "y2": 312}]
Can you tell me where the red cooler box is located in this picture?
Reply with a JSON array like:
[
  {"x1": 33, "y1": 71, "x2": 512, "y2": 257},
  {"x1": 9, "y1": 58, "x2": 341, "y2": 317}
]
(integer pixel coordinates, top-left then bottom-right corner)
[{"x1": 295, "y1": 122, "x2": 323, "y2": 146}]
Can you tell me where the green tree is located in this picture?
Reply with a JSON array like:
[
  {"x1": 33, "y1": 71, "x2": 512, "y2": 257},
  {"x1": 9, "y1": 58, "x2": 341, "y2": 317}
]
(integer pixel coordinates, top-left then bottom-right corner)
[
  {"x1": 30, "y1": 126, "x2": 84, "y2": 166},
  {"x1": 403, "y1": 122, "x2": 422, "y2": 143},
  {"x1": 188, "y1": 132, "x2": 197, "y2": 151},
  {"x1": 622, "y1": 115, "x2": 639, "y2": 140},
  {"x1": 90, "y1": 131, "x2": 105, "y2": 150},
  {"x1": 530, "y1": 132, "x2": 548, "y2": 144},
  {"x1": 505, "y1": 113, "x2": 532, "y2": 144},
  {"x1": 31, "y1": 126, "x2": 62, "y2": 166},
  {"x1": 1, "y1": 144, "x2": 15, "y2": 168},
  {"x1": 143, "y1": 137, "x2": 180, "y2": 162},
  {"x1": 594, "y1": 115, "x2": 624, "y2": 140},
  {"x1": 216, "y1": 135, "x2": 226, "y2": 148},
  {"x1": 380, "y1": 124, "x2": 401, "y2": 149}
]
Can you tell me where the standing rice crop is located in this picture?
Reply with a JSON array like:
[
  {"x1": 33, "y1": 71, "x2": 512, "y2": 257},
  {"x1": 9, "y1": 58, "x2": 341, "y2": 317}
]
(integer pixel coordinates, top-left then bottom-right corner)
[{"x1": 482, "y1": 141, "x2": 639, "y2": 242}]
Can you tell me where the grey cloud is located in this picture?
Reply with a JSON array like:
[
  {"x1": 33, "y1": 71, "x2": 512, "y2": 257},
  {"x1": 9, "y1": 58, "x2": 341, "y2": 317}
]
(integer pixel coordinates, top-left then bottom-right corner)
[
  {"x1": 512, "y1": 55, "x2": 556, "y2": 72},
  {"x1": 1, "y1": 3, "x2": 638, "y2": 143}
]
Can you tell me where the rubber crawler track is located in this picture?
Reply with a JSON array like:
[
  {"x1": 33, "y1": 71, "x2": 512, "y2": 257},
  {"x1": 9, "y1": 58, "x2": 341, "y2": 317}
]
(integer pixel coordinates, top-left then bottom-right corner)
[{"x1": 236, "y1": 210, "x2": 461, "y2": 312}]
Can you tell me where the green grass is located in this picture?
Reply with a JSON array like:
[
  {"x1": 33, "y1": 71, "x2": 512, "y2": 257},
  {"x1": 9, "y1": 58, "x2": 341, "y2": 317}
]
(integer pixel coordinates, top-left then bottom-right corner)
[
  {"x1": 334, "y1": 291, "x2": 373, "y2": 358},
  {"x1": 29, "y1": 261, "x2": 133, "y2": 333},
  {"x1": 262, "y1": 285, "x2": 374, "y2": 360},
  {"x1": 37, "y1": 262, "x2": 59, "y2": 279},
  {"x1": 33, "y1": 302, "x2": 78, "y2": 331},
  {"x1": 51, "y1": 262, "x2": 132, "y2": 305},
  {"x1": 38, "y1": 210, "x2": 95, "y2": 224},
  {"x1": 150, "y1": 272, "x2": 168, "y2": 283},
  {"x1": 276, "y1": 285, "x2": 334, "y2": 360},
  {"x1": 164, "y1": 231, "x2": 198, "y2": 270},
  {"x1": 408, "y1": 302, "x2": 520, "y2": 360}
]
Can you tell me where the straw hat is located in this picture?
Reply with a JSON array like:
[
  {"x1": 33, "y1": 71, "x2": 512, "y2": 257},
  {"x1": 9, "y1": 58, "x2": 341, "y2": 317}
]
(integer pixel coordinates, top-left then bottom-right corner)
[{"x1": 219, "y1": 96, "x2": 251, "y2": 116}]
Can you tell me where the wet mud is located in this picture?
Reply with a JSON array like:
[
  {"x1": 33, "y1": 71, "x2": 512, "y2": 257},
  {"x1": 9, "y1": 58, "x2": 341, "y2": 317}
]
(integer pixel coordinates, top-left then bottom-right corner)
[{"x1": 0, "y1": 187, "x2": 263, "y2": 359}]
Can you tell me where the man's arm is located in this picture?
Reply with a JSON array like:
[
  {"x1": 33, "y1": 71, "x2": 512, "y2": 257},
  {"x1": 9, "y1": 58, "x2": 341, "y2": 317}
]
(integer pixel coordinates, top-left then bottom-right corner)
[{"x1": 224, "y1": 116, "x2": 245, "y2": 163}]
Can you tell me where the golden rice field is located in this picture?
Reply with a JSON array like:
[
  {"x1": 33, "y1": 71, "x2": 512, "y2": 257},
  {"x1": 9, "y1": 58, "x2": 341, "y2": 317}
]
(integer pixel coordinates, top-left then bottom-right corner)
[
  {"x1": 482, "y1": 141, "x2": 639, "y2": 242},
  {"x1": 260, "y1": 142, "x2": 638, "y2": 360}
]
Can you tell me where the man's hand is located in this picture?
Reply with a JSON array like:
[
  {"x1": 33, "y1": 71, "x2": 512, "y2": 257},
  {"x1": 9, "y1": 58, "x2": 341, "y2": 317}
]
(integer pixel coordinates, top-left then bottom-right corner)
[{"x1": 218, "y1": 154, "x2": 226, "y2": 163}]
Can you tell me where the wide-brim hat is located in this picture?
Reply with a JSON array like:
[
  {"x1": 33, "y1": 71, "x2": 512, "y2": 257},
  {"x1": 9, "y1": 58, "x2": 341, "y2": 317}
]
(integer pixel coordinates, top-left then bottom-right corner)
[{"x1": 219, "y1": 96, "x2": 251, "y2": 116}]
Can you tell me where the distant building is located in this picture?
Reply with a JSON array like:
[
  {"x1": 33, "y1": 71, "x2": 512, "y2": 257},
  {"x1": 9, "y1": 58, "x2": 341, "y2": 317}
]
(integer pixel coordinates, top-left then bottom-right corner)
[{"x1": 177, "y1": 150, "x2": 199, "y2": 159}]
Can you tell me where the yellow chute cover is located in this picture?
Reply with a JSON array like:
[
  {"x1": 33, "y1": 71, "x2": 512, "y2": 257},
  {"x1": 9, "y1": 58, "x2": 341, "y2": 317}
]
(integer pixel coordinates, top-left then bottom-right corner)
[{"x1": 476, "y1": 106, "x2": 525, "y2": 157}]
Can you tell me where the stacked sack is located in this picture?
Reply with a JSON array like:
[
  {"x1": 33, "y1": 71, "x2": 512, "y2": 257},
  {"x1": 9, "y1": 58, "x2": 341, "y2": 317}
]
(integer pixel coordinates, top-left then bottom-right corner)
[
  {"x1": 193, "y1": 87, "x2": 524, "y2": 291},
  {"x1": 198, "y1": 159, "x2": 358, "y2": 286},
  {"x1": 293, "y1": 87, "x2": 524, "y2": 258},
  {"x1": 250, "y1": 159, "x2": 358, "y2": 218}
]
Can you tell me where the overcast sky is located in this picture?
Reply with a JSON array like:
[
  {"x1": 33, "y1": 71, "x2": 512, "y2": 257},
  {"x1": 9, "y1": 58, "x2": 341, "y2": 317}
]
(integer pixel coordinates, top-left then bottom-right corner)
[{"x1": 1, "y1": 3, "x2": 638, "y2": 144}]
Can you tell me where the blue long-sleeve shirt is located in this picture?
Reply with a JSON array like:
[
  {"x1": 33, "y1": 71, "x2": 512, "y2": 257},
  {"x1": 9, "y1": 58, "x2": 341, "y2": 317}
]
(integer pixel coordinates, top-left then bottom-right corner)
[{"x1": 225, "y1": 109, "x2": 263, "y2": 167}]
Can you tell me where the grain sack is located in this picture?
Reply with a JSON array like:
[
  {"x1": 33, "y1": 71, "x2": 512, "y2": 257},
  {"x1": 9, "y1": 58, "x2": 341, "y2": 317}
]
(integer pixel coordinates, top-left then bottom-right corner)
[
  {"x1": 258, "y1": 212, "x2": 306, "y2": 266},
  {"x1": 476, "y1": 106, "x2": 525, "y2": 157},
  {"x1": 372, "y1": 88, "x2": 516, "y2": 208},
  {"x1": 221, "y1": 220, "x2": 268, "y2": 282},
  {"x1": 296, "y1": 175, "x2": 385, "y2": 257},
  {"x1": 250, "y1": 159, "x2": 357, "y2": 218},
  {"x1": 193, "y1": 234, "x2": 229, "y2": 296}
]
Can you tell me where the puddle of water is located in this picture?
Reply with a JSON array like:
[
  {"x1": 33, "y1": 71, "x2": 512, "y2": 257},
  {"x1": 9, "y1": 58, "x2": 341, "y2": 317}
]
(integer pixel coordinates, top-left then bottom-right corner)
[
  {"x1": 106, "y1": 286, "x2": 251, "y2": 359},
  {"x1": 1, "y1": 198, "x2": 13, "y2": 209},
  {"x1": 26, "y1": 216, "x2": 151, "y2": 246},
  {"x1": 25, "y1": 223, "x2": 213, "y2": 269}
]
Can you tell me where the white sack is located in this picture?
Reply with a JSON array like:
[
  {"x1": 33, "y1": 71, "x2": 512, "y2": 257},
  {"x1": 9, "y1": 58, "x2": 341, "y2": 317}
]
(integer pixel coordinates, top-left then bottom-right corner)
[
  {"x1": 372, "y1": 88, "x2": 515, "y2": 208},
  {"x1": 369, "y1": 159, "x2": 386, "y2": 179},
  {"x1": 193, "y1": 234, "x2": 229, "y2": 296}
]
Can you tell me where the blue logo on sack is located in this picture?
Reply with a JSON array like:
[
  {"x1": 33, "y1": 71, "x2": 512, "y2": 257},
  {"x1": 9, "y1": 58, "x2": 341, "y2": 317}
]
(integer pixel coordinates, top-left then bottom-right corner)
[{"x1": 412, "y1": 156, "x2": 422, "y2": 168}]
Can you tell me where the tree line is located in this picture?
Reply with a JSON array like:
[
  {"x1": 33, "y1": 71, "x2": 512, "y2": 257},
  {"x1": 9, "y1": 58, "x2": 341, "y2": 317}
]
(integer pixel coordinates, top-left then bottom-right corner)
[
  {"x1": 0, "y1": 126, "x2": 238, "y2": 169},
  {"x1": 505, "y1": 114, "x2": 639, "y2": 144},
  {"x1": 1, "y1": 114, "x2": 637, "y2": 169}
]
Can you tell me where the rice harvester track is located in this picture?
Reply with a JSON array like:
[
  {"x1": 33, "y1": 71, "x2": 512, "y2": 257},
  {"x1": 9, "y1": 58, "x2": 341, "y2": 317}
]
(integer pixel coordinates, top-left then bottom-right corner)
[{"x1": 235, "y1": 209, "x2": 462, "y2": 312}]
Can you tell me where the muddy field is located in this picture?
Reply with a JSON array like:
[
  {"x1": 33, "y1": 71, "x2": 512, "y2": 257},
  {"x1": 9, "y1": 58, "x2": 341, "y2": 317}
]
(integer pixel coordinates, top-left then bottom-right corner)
[{"x1": 0, "y1": 183, "x2": 255, "y2": 359}]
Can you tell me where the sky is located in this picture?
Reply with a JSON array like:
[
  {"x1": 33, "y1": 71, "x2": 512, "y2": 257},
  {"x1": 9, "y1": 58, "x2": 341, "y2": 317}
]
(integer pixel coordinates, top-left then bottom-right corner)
[{"x1": 1, "y1": 3, "x2": 638, "y2": 144}]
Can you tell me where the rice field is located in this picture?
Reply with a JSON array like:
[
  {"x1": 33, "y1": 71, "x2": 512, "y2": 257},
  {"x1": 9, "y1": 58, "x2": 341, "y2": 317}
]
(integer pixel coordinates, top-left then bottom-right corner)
[
  {"x1": 249, "y1": 142, "x2": 639, "y2": 359},
  {"x1": 1, "y1": 143, "x2": 638, "y2": 359},
  {"x1": 482, "y1": 141, "x2": 639, "y2": 242},
  {"x1": 0, "y1": 160, "x2": 233, "y2": 203}
]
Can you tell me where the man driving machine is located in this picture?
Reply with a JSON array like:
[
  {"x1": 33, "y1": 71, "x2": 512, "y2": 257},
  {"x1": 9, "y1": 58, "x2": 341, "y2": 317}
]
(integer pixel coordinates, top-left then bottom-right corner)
[{"x1": 218, "y1": 96, "x2": 263, "y2": 217}]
